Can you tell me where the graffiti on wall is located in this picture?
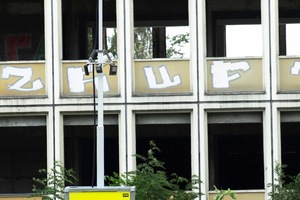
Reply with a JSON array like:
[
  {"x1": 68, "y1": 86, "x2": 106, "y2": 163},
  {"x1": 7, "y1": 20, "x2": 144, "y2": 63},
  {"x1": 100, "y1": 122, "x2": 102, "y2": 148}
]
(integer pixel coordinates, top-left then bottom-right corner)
[
  {"x1": 210, "y1": 60, "x2": 250, "y2": 88},
  {"x1": 66, "y1": 66, "x2": 110, "y2": 93},
  {"x1": 207, "y1": 59, "x2": 263, "y2": 92},
  {"x1": 291, "y1": 61, "x2": 300, "y2": 75},
  {"x1": 279, "y1": 59, "x2": 300, "y2": 91},
  {"x1": 134, "y1": 60, "x2": 190, "y2": 94},
  {"x1": 1, "y1": 64, "x2": 46, "y2": 96},
  {"x1": 1, "y1": 58, "x2": 286, "y2": 96},
  {"x1": 61, "y1": 63, "x2": 119, "y2": 96},
  {"x1": 2, "y1": 66, "x2": 43, "y2": 92},
  {"x1": 144, "y1": 65, "x2": 181, "y2": 89}
]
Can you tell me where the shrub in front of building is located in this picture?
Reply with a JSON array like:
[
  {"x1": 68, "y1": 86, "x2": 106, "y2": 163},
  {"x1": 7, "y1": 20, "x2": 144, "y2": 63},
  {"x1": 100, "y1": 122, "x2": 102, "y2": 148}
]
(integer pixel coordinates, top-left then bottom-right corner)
[
  {"x1": 268, "y1": 163, "x2": 300, "y2": 200},
  {"x1": 32, "y1": 161, "x2": 77, "y2": 200},
  {"x1": 106, "y1": 141, "x2": 201, "y2": 200}
]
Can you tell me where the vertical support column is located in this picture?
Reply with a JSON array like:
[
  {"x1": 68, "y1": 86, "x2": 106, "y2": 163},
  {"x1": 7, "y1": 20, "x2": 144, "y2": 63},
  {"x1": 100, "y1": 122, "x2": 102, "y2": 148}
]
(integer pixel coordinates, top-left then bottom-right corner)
[
  {"x1": 199, "y1": 108, "x2": 208, "y2": 200},
  {"x1": 51, "y1": 0, "x2": 63, "y2": 104},
  {"x1": 117, "y1": 0, "x2": 135, "y2": 173},
  {"x1": 198, "y1": 0, "x2": 208, "y2": 102},
  {"x1": 264, "y1": 105, "x2": 274, "y2": 199},
  {"x1": 263, "y1": 0, "x2": 279, "y2": 198},
  {"x1": 127, "y1": 108, "x2": 136, "y2": 172},
  {"x1": 44, "y1": 0, "x2": 54, "y2": 171},
  {"x1": 195, "y1": 0, "x2": 208, "y2": 198},
  {"x1": 119, "y1": 107, "x2": 127, "y2": 174},
  {"x1": 189, "y1": 0, "x2": 201, "y2": 198},
  {"x1": 118, "y1": 0, "x2": 134, "y2": 101},
  {"x1": 44, "y1": 0, "x2": 63, "y2": 170},
  {"x1": 55, "y1": 109, "x2": 64, "y2": 163},
  {"x1": 53, "y1": 0, "x2": 63, "y2": 164},
  {"x1": 190, "y1": 107, "x2": 200, "y2": 197},
  {"x1": 152, "y1": 28, "x2": 166, "y2": 58},
  {"x1": 269, "y1": 1, "x2": 280, "y2": 191},
  {"x1": 271, "y1": 105, "x2": 281, "y2": 176}
]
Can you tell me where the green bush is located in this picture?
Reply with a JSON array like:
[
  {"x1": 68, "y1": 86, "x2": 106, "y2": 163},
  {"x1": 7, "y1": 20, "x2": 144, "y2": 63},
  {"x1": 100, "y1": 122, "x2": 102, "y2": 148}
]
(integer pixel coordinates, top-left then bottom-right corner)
[
  {"x1": 213, "y1": 186, "x2": 236, "y2": 200},
  {"x1": 32, "y1": 161, "x2": 78, "y2": 200},
  {"x1": 268, "y1": 163, "x2": 300, "y2": 200},
  {"x1": 106, "y1": 141, "x2": 201, "y2": 200}
]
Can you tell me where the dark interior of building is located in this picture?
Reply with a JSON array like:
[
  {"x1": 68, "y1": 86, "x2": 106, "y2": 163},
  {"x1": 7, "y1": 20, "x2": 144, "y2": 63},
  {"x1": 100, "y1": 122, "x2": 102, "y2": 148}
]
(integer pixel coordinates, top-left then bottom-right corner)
[
  {"x1": 281, "y1": 122, "x2": 300, "y2": 182},
  {"x1": 0, "y1": 126, "x2": 46, "y2": 193},
  {"x1": 64, "y1": 125, "x2": 119, "y2": 186}
]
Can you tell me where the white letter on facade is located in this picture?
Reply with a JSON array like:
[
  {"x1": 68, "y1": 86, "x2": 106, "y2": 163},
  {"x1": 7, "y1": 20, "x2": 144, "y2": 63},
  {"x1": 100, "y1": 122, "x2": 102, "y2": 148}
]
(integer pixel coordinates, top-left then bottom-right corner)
[
  {"x1": 67, "y1": 67, "x2": 109, "y2": 93},
  {"x1": 144, "y1": 65, "x2": 181, "y2": 89},
  {"x1": 2, "y1": 66, "x2": 43, "y2": 91},
  {"x1": 211, "y1": 60, "x2": 250, "y2": 88},
  {"x1": 291, "y1": 61, "x2": 300, "y2": 75}
]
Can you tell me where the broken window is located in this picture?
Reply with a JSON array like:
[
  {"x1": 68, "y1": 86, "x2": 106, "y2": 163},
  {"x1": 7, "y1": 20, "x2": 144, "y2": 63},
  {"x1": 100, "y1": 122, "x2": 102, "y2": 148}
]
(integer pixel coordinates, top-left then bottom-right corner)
[
  {"x1": 206, "y1": 0, "x2": 261, "y2": 57},
  {"x1": 0, "y1": 116, "x2": 46, "y2": 193},
  {"x1": 280, "y1": 112, "x2": 300, "y2": 181},
  {"x1": 64, "y1": 115, "x2": 119, "y2": 186},
  {"x1": 133, "y1": 0, "x2": 189, "y2": 59},
  {"x1": 226, "y1": 24, "x2": 262, "y2": 57},
  {"x1": 62, "y1": 0, "x2": 116, "y2": 60},
  {"x1": 208, "y1": 112, "x2": 264, "y2": 190},
  {"x1": 0, "y1": 0, "x2": 44, "y2": 61},
  {"x1": 279, "y1": 0, "x2": 300, "y2": 55},
  {"x1": 135, "y1": 113, "x2": 191, "y2": 181}
]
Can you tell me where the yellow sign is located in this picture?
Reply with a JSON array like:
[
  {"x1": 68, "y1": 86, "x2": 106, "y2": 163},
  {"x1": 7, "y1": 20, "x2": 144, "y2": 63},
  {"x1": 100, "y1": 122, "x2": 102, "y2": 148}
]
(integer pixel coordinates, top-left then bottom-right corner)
[
  {"x1": 65, "y1": 186, "x2": 135, "y2": 200},
  {"x1": 69, "y1": 191, "x2": 131, "y2": 200}
]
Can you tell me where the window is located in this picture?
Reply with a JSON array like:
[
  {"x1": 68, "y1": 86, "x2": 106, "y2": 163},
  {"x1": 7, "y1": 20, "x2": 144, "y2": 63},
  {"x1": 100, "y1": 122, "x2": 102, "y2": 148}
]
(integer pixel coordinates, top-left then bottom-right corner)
[
  {"x1": 280, "y1": 112, "x2": 300, "y2": 181},
  {"x1": 135, "y1": 113, "x2": 191, "y2": 181},
  {"x1": 206, "y1": 0, "x2": 261, "y2": 57},
  {"x1": 226, "y1": 25, "x2": 262, "y2": 57},
  {"x1": 208, "y1": 112, "x2": 264, "y2": 190},
  {"x1": 0, "y1": 116, "x2": 46, "y2": 193},
  {"x1": 0, "y1": 0, "x2": 44, "y2": 61},
  {"x1": 133, "y1": 0, "x2": 189, "y2": 59},
  {"x1": 279, "y1": 1, "x2": 300, "y2": 55},
  {"x1": 62, "y1": 0, "x2": 116, "y2": 60},
  {"x1": 64, "y1": 115, "x2": 119, "y2": 186}
]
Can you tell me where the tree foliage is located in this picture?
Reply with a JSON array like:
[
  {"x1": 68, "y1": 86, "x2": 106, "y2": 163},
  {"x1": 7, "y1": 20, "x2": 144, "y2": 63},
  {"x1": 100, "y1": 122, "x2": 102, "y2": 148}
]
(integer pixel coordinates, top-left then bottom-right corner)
[
  {"x1": 268, "y1": 163, "x2": 300, "y2": 200},
  {"x1": 106, "y1": 141, "x2": 201, "y2": 200},
  {"x1": 107, "y1": 28, "x2": 118, "y2": 58},
  {"x1": 213, "y1": 186, "x2": 236, "y2": 200},
  {"x1": 105, "y1": 27, "x2": 189, "y2": 59},
  {"x1": 166, "y1": 32, "x2": 189, "y2": 58},
  {"x1": 134, "y1": 27, "x2": 153, "y2": 59},
  {"x1": 32, "y1": 161, "x2": 78, "y2": 200}
]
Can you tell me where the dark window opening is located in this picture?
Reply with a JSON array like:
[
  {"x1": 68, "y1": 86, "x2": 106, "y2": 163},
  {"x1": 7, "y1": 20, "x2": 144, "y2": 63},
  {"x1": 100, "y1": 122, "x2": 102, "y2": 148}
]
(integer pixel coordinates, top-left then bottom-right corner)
[
  {"x1": 0, "y1": 0, "x2": 44, "y2": 61},
  {"x1": 64, "y1": 124, "x2": 119, "y2": 186},
  {"x1": 208, "y1": 120, "x2": 264, "y2": 190},
  {"x1": 134, "y1": 0, "x2": 189, "y2": 59},
  {"x1": 0, "y1": 126, "x2": 46, "y2": 193},
  {"x1": 281, "y1": 122, "x2": 300, "y2": 182},
  {"x1": 62, "y1": 0, "x2": 116, "y2": 60},
  {"x1": 136, "y1": 122, "x2": 191, "y2": 184}
]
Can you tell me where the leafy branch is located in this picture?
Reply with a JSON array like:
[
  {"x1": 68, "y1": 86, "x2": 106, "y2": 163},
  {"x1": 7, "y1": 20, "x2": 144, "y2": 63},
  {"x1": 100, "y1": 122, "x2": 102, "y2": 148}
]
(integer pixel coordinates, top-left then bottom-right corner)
[{"x1": 32, "y1": 161, "x2": 78, "y2": 200}]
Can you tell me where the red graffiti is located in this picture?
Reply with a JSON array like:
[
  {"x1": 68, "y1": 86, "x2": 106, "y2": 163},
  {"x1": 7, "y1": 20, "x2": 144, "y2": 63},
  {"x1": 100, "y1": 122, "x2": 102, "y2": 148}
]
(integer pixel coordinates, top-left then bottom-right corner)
[{"x1": 5, "y1": 33, "x2": 31, "y2": 60}]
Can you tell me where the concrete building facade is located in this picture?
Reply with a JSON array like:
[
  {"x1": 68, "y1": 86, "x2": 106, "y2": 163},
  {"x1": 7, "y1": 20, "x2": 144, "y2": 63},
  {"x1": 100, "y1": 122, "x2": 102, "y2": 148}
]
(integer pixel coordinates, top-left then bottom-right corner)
[{"x1": 1, "y1": 0, "x2": 300, "y2": 199}]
